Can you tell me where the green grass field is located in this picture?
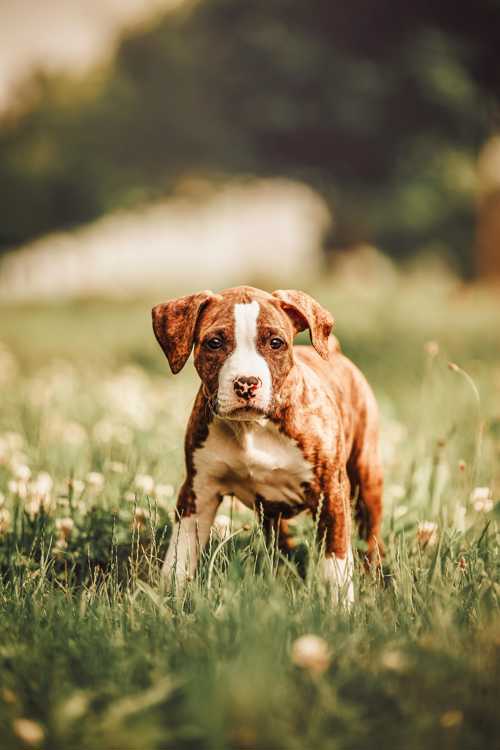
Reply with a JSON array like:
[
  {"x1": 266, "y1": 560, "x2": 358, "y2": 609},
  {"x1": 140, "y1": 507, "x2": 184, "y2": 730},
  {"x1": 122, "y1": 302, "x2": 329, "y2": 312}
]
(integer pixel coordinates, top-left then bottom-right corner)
[{"x1": 0, "y1": 269, "x2": 499, "y2": 750}]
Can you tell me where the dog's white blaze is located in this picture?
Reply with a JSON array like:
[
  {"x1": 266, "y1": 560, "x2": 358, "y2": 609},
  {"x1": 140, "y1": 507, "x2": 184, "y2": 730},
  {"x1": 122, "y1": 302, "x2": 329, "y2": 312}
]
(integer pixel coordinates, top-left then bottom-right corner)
[
  {"x1": 322, "y1": 547, "x2": 354, "y2": 608},
  {"x1": 217, "y1": 301, "x2": 272, "y2": 416}
]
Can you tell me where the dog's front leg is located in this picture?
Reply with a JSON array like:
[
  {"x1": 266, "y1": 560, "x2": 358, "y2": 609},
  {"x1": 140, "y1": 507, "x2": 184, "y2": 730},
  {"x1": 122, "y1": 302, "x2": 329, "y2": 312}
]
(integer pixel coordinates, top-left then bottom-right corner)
[
  {"x1": 162, "y1": 481, "x2": 219, "y2": 591},
  {"x1": 316, "y1": 467, "x2": 354, "y2": 608}
]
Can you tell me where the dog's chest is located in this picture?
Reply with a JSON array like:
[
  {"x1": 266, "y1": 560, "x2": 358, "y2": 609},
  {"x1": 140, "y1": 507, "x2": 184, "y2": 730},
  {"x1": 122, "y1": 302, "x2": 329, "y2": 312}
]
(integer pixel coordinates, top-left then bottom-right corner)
[{"x1": 193, "y1": 419, "x2": 314, "y2": 509}]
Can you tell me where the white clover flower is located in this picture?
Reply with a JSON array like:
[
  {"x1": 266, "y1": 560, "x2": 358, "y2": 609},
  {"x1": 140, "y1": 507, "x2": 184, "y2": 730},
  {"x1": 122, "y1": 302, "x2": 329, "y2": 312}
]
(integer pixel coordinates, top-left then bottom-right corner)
[
  {"x1": 12, "y1": 463, "x2": 31, "y2": 481},
  {"x1": 33, "y1": 472, "x2": 53, "y2": 496},
  {"x1": 471, "y1": 486, "x2": 490, "y2": 502},
  {"x1": 291, "y1": 635, "x2": 331, "y2": 675},
  {"x1": 25, "y1": 497, "x2": 49, "y2": 520},
  {"x1": 134, "y1": 474, "x2": 155, "y2": 494},
  {"x1": 108, "y1": 461, "x2": 126, "y2": 474},
  {"x1": 424, "y1": 340, "x2": 439, "y2": 357},
  {"x1": 471, "y1": 487, "x2": 494, "y2": 512},
  {"x1": 381, "y1": 649, "x2": 408, "y2": 672},
  {"x1": 8, "y1": 478, "x2": 29, "y2": 499},
  {"x1": 416, "y1": 521, "x2": 438, "y2": 548},
  {"x1": 86, "y1": 472, "x2": 104, "y2": 489},
  {"x1": 13, "y1": 718, "x2": 44, "y2": 747},
  {"x1": 155, "y1": 484, "x2": 174, "y2": 498},
  {"x1": 213, "y1": 514, "x2": 232, "y2": 538},
  {"x1": 7, "y1": 479, "x2": 18, "y2": 494},
  {"x1": 56, "y1": 517, "x2": 74, "y2": 541},
  {"x1": 473, "y1": 497, "x2": 494, "y2": 513}
]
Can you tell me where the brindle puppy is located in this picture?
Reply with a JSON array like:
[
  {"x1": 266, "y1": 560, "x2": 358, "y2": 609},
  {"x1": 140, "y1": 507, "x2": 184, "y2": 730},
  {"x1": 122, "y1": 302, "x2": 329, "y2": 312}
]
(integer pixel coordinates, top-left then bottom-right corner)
[{"x1": 152, "y1": 286, "x2": 383, "y2": 605}]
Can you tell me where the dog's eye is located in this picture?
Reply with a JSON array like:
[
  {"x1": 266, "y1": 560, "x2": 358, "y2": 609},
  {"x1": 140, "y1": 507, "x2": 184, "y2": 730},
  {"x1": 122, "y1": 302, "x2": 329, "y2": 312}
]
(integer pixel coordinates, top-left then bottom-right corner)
[
  {"x1": 206, "y1": 337, "x2": 223, "y2": 350},
  {"x1": 270, "y1": 337, "x2": 284, "y2": 350}
]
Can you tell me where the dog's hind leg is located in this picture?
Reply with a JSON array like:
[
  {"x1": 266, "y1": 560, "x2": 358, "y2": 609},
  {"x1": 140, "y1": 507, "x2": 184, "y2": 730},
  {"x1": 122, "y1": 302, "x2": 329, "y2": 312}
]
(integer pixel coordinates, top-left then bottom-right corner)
[{"x1": 348, "y1": 410, "x2": 384, "y2": 567}]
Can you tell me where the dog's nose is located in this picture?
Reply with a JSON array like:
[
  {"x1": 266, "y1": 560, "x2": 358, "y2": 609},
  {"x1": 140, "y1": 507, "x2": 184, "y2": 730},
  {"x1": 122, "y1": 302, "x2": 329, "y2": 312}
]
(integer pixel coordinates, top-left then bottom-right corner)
[{"x1": 233, "y1": 376, "x2": 262, "y2": 401}]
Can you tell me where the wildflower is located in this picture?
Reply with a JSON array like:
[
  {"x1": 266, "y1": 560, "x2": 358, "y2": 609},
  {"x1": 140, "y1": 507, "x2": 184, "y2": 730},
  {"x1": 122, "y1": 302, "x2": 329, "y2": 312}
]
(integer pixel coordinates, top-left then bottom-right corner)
[
  {"x1": 12, "y1": 463, "x2": 31, "y2": 481},
  {"x1": 56, "y1": 517, "x2": 74, "y2": 541},
  {"x1": 440, "y1": 710, "x2": 463, "y2": 728},
  {"x1": 457, "y1": 556, "x2": 467, "y2": 571},
  {"x1": 213, "y1": 514, "x2": 232, "y2": 538},
  {"x1": 134, "y1": 474, "x2": 155, "y2": 494},
  {"x1": 155, "y1": 484, "x2": 174, "y2": 499},
  {"x1": 109, "y1": 461, "x2": 126, "y2": 474},
  {"x1": 416, "y1": 521, "x2": 438, "y2": 548},
  {"x1": 33, "y1": 472, "x2": 53, "y2": 496},
  {"x1": 8, "y1": 478, "x2": 28, "y2": 500},
  {"x1": 424, "y1": 341, "x2": 439, "y2": 357},
  {"x1": 381, "y1": 649, "x2": 408, "y2": 672},
  {"x1": 124, "y1": 491, "x2": 136, "y2": 503},
  {"x1": 291, "y1": 634, "x2": 331, "y2": 675},
  {"x1": 458, "y1": 460, "x2": 466, "y2": 472},
  {"x1": 471, "y1": 487, "x2": 494, "y2": 512},
  {"x1": 0, "y1": 508, "x2": 11, "y2": 534},
  {"x1": 132, "y1": 507, "x2": 149, "y2": 532},
  {"x1": 13, "y1": 718, "x2": 44, "y2": 747},
  {"x1": 86, "y1": 472, "x2": 104, "y2": 490},
  {"x1": 25, "y1": 498, "x2": 45, "y2": 520}
]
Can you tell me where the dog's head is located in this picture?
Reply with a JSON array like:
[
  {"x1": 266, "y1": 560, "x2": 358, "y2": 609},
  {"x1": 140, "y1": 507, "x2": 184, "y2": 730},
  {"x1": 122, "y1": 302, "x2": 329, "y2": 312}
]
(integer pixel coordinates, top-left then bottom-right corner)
[{"x1": 152, "y1": 286, "x2": 333, "y2": 420}]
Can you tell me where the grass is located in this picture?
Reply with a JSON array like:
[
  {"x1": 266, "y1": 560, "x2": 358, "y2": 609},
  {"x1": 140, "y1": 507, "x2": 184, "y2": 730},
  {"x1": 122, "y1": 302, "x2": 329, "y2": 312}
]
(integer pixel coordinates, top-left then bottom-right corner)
[{"x1": 0, "y1": 267, "x2": 499, "y2": 750}]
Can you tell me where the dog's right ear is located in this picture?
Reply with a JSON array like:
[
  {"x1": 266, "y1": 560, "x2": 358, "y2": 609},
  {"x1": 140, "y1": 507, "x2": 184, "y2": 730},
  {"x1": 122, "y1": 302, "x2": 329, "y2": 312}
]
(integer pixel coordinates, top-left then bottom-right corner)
[{"x1": 152, "y1": 291, "x2": 217, "y2": 374}]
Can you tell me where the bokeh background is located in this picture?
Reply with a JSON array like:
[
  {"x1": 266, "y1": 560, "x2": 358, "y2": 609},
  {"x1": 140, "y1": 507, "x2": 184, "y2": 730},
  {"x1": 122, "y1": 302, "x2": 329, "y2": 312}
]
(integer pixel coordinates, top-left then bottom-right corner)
[
  {"x1": 1, "y1": 0, "x2": 500, "y2": 298},
  {"x1": 1, "y1": 6, "x2": 500, "y2": 749}
]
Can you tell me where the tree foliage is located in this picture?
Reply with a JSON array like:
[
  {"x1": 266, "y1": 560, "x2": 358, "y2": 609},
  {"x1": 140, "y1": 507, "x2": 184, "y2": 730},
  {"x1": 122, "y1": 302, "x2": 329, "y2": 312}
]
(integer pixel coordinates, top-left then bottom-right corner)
[{"x1": 0, "y1": 0, "x2": 499, "y2": 272}]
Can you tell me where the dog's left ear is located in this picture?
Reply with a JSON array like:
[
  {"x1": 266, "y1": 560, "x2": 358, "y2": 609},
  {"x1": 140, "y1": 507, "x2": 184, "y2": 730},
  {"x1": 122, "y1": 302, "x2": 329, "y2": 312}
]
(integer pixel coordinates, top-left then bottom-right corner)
[
  {"x1": 272, "y1": 289, "x2": 334, "y2": 359},
  {"x1": 152, "y1": 290, "x2": 217, "y2": 373}
]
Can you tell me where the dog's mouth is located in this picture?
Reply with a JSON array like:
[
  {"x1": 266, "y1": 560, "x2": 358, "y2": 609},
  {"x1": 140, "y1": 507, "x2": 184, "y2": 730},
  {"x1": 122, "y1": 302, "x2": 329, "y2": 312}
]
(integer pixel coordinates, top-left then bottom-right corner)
[
  {"x1": 221, "y1": 405, "x2": 268, "y2": 421},
  {"x1": 209, "y1": 397, "x2": 268, "y2": 421}
]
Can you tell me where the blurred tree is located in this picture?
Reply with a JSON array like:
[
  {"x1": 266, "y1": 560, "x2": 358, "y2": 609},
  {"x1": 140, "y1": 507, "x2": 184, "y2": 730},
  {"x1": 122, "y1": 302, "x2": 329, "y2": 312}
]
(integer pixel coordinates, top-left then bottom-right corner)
[{"x1": 0, "y1": 0, "x2": 499, "y2": 274}]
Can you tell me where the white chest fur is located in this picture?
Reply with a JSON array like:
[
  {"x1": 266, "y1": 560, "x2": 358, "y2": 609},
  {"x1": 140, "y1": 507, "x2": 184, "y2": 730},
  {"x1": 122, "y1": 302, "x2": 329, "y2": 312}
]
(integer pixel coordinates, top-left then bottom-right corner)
[{"x1": 193, "y1": 417, "x2": 314, "y2": 509}]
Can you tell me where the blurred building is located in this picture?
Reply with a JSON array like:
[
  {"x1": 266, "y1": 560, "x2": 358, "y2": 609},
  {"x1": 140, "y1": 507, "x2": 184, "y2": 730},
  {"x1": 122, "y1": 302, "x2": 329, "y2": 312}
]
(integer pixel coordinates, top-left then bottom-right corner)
[{"x1": 0, "y1": 179, "x2": 331, "y2": 299}]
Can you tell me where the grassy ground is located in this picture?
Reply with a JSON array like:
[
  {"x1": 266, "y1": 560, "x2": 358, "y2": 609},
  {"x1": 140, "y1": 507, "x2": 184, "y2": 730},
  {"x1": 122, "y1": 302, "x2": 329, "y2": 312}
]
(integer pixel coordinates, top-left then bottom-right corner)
[{"x1": 0, "y1": 268, "x2": 499, "y2": 750}]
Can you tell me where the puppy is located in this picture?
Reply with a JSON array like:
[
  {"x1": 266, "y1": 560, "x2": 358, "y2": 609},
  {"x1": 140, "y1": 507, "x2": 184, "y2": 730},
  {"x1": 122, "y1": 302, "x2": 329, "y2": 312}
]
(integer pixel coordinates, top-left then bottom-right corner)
[{"x1": 152, "y1": 286, "x2": 383, "y2": 604}]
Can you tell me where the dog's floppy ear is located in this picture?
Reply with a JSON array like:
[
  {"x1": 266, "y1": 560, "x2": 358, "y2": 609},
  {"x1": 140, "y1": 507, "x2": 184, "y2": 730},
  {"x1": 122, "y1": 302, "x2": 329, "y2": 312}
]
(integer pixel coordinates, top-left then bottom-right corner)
[
  {"x1": 152, "y1": 290, "x2": 217, "y2": 373},
  {"x1": 272, "y1": 289, "x2": 334, "y2": 359}
]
